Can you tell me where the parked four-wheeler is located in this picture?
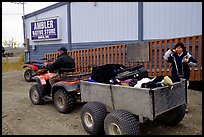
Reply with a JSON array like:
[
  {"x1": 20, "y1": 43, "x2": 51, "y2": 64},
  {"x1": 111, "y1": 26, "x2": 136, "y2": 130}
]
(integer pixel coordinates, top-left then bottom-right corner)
[
  {"x1": 79, "y1": 79, "x2": 187, "y2": 135},
  {"x1": 29, "y1": 68, "x2": 91, "y2": 114},
  {"x1": 23, "y1": 58, "x2": 54, "y2": 82},
  {"x1": 2, "y1": 46, "x2": 5, "y2": 56},
  {"x1": 2, "y1": 46, "x2": 13, "y2": 57}
]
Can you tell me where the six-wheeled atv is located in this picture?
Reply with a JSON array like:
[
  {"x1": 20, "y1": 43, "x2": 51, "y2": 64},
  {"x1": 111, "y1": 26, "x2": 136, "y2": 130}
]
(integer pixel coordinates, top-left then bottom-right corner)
[
  {"x1": 29, "y1": 68, "x2": 91, "y2": 114},
  {"x1": 23, "y1": 58, "x2": 54, "y2": 82}
]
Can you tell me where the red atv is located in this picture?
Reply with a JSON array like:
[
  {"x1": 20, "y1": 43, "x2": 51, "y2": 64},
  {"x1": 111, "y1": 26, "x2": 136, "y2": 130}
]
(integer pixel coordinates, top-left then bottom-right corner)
[
  {"x1": 23, "y1": 58, "x2": 54, "y2": 82},
  {"x1": 29, "y1": 68, "x2": 91, "y2": 114}
]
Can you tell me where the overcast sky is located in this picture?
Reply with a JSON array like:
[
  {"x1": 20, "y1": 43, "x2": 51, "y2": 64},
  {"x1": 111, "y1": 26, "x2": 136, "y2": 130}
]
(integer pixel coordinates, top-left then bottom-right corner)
[{"x1": 2, "y1": 2, "x2": 58, "y2": 47}]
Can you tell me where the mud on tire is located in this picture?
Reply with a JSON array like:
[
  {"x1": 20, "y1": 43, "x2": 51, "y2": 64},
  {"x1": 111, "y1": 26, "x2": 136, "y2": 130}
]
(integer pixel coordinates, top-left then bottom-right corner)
[{"x1": 54, "y1": 89, "x2": 76, "y2": 114}]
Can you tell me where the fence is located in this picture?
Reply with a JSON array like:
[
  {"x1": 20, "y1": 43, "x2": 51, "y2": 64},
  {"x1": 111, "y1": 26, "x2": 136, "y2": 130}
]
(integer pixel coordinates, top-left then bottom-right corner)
[{"x1": 45, "y1": 35, "x2": 202, "y2": 81}]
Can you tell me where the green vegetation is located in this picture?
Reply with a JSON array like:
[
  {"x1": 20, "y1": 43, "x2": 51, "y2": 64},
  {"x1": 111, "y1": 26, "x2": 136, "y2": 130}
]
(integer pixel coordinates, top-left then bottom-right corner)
[{"x1": 2, "y1": 53, "x2": 25, "y2": 72}]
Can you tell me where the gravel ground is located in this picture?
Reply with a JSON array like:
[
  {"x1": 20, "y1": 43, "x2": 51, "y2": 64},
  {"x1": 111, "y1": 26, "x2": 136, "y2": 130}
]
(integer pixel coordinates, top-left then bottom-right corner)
[{"x1": 2, "y1": 71, "x2": 202, "y2": 135}]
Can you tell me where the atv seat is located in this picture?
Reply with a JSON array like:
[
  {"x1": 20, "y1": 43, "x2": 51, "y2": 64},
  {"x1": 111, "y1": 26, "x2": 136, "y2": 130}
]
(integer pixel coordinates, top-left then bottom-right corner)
[
  {"x1": 58, "y1": 68, "x2": 75, "y2": 78},
  {"x1": 48, "y1": 68, "x2": 75, "y2": 86},
  {"x1": 59, "y1": 68, "x2": 75, "y2": 73},
  {"x1": 58, "y1": 68, "x2": 91, "y2": 82}
]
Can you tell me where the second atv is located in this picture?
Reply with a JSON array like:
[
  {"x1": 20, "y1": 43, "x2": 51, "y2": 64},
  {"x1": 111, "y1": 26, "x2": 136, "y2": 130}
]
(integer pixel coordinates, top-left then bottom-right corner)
[{"x1": 23, "y1": 58, "x2": 54, "y2": 82}]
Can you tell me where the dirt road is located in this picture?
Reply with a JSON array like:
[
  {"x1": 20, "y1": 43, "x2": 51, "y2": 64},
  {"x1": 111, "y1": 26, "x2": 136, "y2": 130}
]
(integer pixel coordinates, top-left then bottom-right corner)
[{"x1": 2, "y1": 71, "x2": 202, "y2": 135}]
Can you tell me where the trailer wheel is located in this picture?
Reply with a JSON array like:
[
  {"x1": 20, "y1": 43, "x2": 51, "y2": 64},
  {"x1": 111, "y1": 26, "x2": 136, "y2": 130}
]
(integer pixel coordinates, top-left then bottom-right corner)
[
  {"x1": 156, "y1": 105, "x2": 186, "y2": 126},
  {"x1": 104, "y1": 110, "x2": 140, "y2": 135},
  {"x1": 54, "y1": 89, "x2": 76, "y2": 114},
  {"x1": 81, "y1": 102, "x2": 108, "y2": 135},
  {"x1": 29, "y1": 83, "x2": 45, "y2": 105},
  {"x1": 24, "y1": 69, "x2": 33, "y2": 82}
]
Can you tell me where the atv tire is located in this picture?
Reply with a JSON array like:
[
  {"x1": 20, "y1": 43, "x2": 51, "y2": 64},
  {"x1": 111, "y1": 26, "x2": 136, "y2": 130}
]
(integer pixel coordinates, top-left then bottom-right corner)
[
  {"x1": 104, "y1": 110, "x2": 140, "y2": 135},
  {"x1": 29, "y1": 83, "x2": 45, "y2": 105},
  {"x1": 24, "y1": 69, "x2": 33, "y2": 82},
  {"x1": 81, "y1": 102, "x2": 108, "y2": 135},
  {"x1": 156, "y1": 105, "x2": 186, "y2": 126},
  {"x1": 54, "y1": 89, "x2": 76, "y2": 114}
]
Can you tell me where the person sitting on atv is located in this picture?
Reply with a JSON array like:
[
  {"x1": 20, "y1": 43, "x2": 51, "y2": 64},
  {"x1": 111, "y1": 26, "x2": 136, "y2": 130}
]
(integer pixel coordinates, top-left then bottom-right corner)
[
  {"x1": 44, "y1": 46, "x2": 76, "y2": 85},
  {"x1": 45, "y1": 46, "x2": 75, "y2": 73}
]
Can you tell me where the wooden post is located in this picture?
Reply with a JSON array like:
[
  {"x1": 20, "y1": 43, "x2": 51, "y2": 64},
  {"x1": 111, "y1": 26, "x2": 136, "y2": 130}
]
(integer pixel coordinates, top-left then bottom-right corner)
[
  {"x1": 89, "y1": 49, "x2": 93, "y2": 69},
  {"x1": 111, "y1": 46, "x2": 114, "y2": 64},
  {"x1": 186, "y1": 37, "x2": 190, "y2": 52},
  {"x1": 168, "y1": 39, "x2": 173, "y2": 76},
  {"x1": 77, "y1": 51, "x2": 81, "y2": 72},
  {"x1": 190, "y1": 36, "x2": 196, "y2": 80},
  {"x1": 104, "y1": 47, "x2": 107, "y2": 65},
  {"x1": 123, "y1": 45, "x2": 127, "y2": 66},
  {"x1": 164, "y1": 40, "x2": 168, "y2": 76},
  {"x1": 159, "y1": 41, "x2": 163, "y2": 76},
  {"x1": 83, "y1": 50, "x2": 87, "y2": 72},
  {"x1": 93, "y1": 48, "x2": 97, "y2": 67},
  {"x1": 149, "y1": 41, "x2": 153, "y2": 76},
  {"x1": 107, "y1": 46, "x2": 110, "y2": 64},
  {"x1": 197, "y1": 35, "x2": 202, "y2": 80},
  {"x1": 99, "y1": 48, "x2": 102, "y2": 66},
  {"x1": 154, "y1": 41, "x2": 158, "y2": 76}
]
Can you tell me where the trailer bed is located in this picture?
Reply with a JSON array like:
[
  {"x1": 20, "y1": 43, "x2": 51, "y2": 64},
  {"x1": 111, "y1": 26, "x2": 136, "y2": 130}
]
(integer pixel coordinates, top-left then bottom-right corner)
[{"x1": 80, "y1": 79, "x2": 187, "y2": 120}]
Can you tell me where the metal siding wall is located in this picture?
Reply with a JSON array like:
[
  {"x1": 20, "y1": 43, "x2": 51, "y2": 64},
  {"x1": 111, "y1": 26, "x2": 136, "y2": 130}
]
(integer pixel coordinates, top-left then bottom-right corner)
[
  {"x1": 25, "y1": 4, "x2": 68, "y2": 45},
  {"x1": 71, "y1": 40, "x2": 139, "y2": 50},
  {"x1": 143, "y1": 2, "x2": 202, "y2": 40},
  {"x1": 191, "y1": 3, "x2": 202, "y2": 36},
  {"x1": 71, "y1": 2, "x2": 138, "y2": 43}
]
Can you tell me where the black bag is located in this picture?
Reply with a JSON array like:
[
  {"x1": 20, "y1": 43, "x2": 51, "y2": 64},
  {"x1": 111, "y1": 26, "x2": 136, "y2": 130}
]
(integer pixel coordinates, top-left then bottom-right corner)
[
  {"x1": 91, "y1": 64, "x2": 126, "y2": 84},
  {"x1": 115, "y1": 65, "x2": 149, "y2": 81}
]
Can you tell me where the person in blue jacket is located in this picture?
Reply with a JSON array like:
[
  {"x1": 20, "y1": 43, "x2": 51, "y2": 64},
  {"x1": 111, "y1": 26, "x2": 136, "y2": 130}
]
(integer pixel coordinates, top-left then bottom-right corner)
[
  {"x1": 163, "y1": 42, "x2": 197, "y2": 113},
  {"x1": 163, "y1": 42, "x2": 197, "y2": 81}
]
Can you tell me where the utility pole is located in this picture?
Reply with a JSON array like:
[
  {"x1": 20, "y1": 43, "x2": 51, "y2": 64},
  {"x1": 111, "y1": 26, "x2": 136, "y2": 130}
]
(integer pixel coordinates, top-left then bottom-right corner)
[
  {"x1": 11, "y1": 2, "x2": 26, "y2": 41},
  {"x1": 22, "y1": 2, "x2": 26, "y2": 39},
  {"x1": 11, "y1": 2, "x2": 29, "y2": 62}
]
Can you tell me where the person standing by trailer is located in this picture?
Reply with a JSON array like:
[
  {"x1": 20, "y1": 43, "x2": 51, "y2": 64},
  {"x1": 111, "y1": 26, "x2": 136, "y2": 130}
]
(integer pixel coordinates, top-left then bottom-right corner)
[
  {"x1": 163, "y1": 42, "x2": 197, "y2": 82},
  {"x1": 163, "y1": 42, "x2": 197, "y2": 113}
]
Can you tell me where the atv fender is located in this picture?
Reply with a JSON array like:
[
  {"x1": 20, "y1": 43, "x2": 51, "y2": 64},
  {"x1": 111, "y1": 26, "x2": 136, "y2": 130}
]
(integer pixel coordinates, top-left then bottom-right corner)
[
  {"x1": 51, "y1": 81, "x2": 80, "y2": 98},
  {"x1": 32, "y1": 76, "x2": 46, "y2": 98},
  {"x1": 23, "y1": 64, "x2": 38, "y2": 70},
  {"x1": 23, "y1": 65, "x2": 31, "y2": 69}
]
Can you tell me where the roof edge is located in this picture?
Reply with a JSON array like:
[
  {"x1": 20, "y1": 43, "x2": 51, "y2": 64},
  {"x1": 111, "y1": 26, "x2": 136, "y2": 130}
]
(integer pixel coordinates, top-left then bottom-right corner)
[{"x1": 24, "y1": 2, "x2": 69, "y2": 19}]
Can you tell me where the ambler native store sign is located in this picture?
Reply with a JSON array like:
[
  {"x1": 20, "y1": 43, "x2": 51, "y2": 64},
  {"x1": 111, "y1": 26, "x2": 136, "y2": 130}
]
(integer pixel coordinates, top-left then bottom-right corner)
[{"x1": 31, "y1": 17, "x2": 60, "y2": 41}]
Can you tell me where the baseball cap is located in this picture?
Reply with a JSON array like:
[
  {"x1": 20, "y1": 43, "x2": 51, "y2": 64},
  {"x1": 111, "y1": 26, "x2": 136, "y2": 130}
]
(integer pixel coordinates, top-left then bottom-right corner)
[{"x1": 58, "y1": 47, "x2": 67, "y2": 52}]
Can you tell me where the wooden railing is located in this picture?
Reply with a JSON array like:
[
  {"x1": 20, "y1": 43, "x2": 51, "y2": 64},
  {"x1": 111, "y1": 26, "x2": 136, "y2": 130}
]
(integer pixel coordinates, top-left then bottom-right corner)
[{"x1": 45, "y1": 35, "x2": 202, "y2": 81}]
